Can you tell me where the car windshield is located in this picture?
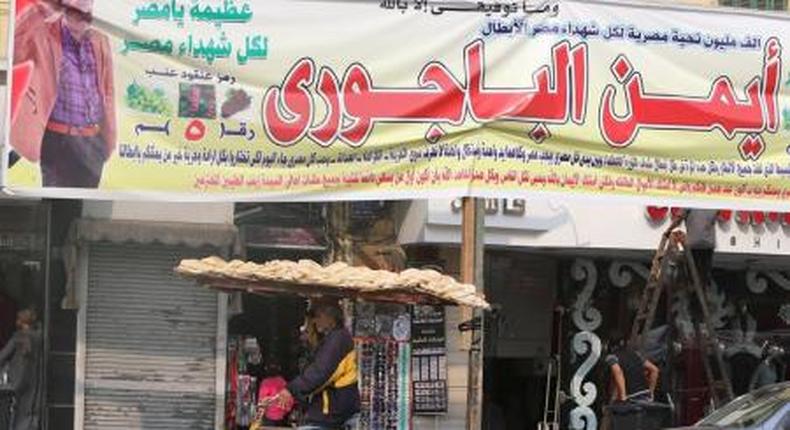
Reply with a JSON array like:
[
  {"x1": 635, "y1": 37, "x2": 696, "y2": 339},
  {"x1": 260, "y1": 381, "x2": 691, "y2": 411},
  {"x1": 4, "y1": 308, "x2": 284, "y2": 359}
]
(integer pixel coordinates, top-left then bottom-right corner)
[{"x1": 698, "y1": 384, "x2": 790, "y2": 427}]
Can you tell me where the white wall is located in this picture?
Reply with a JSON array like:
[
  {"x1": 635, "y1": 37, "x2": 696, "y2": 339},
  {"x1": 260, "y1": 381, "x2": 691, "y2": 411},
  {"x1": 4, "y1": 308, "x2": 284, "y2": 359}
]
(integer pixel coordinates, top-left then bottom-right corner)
[{"x1": 401, "y1": 199, "x2": 790, "y2": 261}]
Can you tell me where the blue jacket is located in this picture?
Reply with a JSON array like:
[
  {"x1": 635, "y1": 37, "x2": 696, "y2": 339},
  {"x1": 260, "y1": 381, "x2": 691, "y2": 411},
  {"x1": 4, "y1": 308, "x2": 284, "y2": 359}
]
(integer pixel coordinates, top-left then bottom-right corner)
[{"x1": 288, "y1": 327, "x2": 360, "y2": 427}]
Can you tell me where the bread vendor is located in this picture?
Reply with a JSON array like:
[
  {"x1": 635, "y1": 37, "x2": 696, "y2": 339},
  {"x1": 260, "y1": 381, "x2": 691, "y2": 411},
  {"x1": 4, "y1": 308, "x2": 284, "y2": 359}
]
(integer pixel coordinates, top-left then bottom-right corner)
[{"x1": 273, "y1": 299, "x2": 360, "y2": 430}]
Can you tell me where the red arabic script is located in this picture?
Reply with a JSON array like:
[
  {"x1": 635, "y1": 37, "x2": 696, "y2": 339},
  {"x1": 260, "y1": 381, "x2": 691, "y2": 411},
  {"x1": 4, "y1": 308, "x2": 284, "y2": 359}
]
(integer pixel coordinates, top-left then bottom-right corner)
[
  {"x1": 465, "y1": 40, "x2": 588, "y2": 124},
  {"x1": 262, "y1": 39, "x2": 589, "y2": 147},
  {"x1": 263, "y1": 59, "x2": 315, "y2": 146},
  {"x1": 308, "y1": 67, "x2": 343, "y2": 147},
  {"x1": 600, "y1": 37, "x2": 782, "y2": 149},
  {"x1": 340, "y1": 61, "x2": 466, "y2": 146}
]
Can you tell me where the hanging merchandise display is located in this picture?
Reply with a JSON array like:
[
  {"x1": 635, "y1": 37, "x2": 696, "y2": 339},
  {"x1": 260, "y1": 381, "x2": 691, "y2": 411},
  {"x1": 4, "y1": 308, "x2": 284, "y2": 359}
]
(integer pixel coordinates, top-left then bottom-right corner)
[
  {"x1": 355, "y1": 302, "x2": 413, "y2": 430},
  {"x1": 411, "y1": 305, "x2": 448, "y2": 414},
  {"x1": 226, "y1": 336, "x2": 265, "y2": 430},
  {"x1": 357, "y1": 339, "x2": 412, "y2": 430},
  {"x1": 236, "y1": 374, "x2": 256, "y2": 428}
]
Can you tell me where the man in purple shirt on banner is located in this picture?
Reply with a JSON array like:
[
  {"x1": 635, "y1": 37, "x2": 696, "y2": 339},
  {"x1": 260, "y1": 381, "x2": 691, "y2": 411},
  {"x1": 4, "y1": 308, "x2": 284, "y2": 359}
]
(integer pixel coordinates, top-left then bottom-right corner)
[{"x1": 12, "y1": 0, "x2": 116, "y2": 188}]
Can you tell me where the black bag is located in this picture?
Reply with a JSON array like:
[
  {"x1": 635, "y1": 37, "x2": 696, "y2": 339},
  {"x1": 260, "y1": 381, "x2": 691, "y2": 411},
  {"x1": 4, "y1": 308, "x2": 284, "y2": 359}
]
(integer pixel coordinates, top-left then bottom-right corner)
[{"x1": 606, "y1": 402, "x2": 644, "y2": 430}]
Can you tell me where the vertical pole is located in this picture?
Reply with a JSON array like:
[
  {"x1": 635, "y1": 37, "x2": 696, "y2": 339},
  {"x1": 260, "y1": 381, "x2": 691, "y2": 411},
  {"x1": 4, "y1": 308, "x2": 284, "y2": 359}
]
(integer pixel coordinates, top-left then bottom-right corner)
[
  {"x1": 462, "y1": 197, "x2": 485, "y2": 430},
  {"x1": 2, "y1": 0, "x2": 15, "y2": 189},
  {"x1": 42, "y1": 201, "x2": 52, "y2": 430}
]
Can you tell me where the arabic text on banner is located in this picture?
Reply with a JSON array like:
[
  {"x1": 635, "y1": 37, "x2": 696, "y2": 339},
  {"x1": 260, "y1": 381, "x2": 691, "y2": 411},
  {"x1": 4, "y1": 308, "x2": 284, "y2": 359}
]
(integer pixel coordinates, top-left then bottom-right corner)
[{"x1": 5, "y1": 0, "x2": 790, "y2": 206}]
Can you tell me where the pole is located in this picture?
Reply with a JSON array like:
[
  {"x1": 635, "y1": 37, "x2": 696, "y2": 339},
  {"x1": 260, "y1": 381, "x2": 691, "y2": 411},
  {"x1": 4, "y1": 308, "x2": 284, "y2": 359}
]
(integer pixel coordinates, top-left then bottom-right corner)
[{"x1": 462, "y1": 197, "x2": 485, "y2": 430}]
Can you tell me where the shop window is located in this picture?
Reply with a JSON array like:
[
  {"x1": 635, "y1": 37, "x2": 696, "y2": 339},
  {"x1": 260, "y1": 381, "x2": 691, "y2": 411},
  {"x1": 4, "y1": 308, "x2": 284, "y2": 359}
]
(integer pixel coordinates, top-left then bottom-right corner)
[{"x1": 719, "y1": 0, "x2": 787, "y2": 10}]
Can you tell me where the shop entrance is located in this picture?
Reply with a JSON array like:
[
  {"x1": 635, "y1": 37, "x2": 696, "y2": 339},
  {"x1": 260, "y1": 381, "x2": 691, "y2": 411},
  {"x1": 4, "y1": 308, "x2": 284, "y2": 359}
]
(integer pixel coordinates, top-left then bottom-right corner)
[
  {"x1": 226, "y1": 293, "x2": 307, "y2": 429},
  {"x1": 482, "y1": 252, "x2": 558, "y2": 430},
  {"x1": 0, "y1": 202, "x2": 49, "y2": 429},
  {"x1": 224, "y1": 243, "x2": 319, "y2": 429},
  {"x1": 0, "y1": 203, "x2": 48, "y2": 348}
]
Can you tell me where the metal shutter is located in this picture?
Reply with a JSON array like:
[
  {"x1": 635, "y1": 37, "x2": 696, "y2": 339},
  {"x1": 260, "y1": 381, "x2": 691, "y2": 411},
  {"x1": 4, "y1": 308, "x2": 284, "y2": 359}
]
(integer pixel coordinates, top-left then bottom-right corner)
[{"x1": 84, "y1": 243, "x2": 218, "y2": 430}]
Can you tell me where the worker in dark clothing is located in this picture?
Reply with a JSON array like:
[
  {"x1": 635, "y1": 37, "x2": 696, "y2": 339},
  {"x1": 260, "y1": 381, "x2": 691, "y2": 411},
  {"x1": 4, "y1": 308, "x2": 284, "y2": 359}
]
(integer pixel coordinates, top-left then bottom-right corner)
[
  {"x1": 606, "y1": 335, "x2": 660, "y2": 403},
  {"x1": 274, "y1": 300, "x2": 360, "y2": 430},
  {"x1": 0, "y1": 309, "x2": 43, "y2": 430},
  {"x1": 682, "y1": 209, "x2": 718, "y2": 289}
]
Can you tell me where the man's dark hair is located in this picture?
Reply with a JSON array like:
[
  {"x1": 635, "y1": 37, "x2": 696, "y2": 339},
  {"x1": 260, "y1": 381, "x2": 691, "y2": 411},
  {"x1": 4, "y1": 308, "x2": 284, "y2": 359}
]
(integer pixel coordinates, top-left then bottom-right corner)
[
  {"x1": 313, "y1": 300, "x2": 344, "y2": 326},
  {"x1": 608, "y1": 328, "x2": 627, "y2": 352}
]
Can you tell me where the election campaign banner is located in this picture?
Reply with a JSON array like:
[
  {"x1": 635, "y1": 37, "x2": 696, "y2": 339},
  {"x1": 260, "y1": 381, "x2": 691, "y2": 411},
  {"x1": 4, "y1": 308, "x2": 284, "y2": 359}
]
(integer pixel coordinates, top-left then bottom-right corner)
[{"x1": 4, "y1": 0, "x2": 790, "y2": 205}]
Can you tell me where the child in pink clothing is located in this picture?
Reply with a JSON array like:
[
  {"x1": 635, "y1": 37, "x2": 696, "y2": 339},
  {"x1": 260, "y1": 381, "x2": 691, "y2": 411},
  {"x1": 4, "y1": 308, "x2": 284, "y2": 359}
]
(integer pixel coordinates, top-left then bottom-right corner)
[{"x1": 258, "y1": 376, "x2": 294, "y2": 423}]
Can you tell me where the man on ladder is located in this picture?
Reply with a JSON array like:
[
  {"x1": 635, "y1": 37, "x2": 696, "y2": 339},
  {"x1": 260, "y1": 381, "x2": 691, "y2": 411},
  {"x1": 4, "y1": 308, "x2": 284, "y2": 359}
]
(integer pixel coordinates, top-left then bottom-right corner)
[
  {"x1": 621, "y1": 206, "x2": 733, "y2": 429},
  {"x1": 606, "y1": 331, "x2": 661, "y2": 404},
  {"x1": 682, "y1": 208, "x2": 718, "y2": 290}
]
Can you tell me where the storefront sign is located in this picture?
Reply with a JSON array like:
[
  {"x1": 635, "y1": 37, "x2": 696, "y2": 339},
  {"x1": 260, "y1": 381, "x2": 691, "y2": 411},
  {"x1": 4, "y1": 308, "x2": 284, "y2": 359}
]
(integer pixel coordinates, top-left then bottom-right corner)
[
  {"x1": 645, "y1": 206, "x2": 790, "y2": 227},
  {"x1": 429, "y1": 198, "x2": 560, "y2": 231},
  {"x1": 450, "y1": 198, "x2": 526, "y2": 216},
  {"x1": 5, "y1": 0, "x2": 790, "y2": 206},
  {"x1": 644, "y1": 205, "x2": 790, "y2": 254}
]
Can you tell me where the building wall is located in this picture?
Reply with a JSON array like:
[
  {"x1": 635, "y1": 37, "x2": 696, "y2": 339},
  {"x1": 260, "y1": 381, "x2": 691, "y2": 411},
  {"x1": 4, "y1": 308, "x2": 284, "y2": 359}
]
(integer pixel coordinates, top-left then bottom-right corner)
[
  {"x1": 402, "y1": 198, "x2": 790, "y2": 270},
  {"x1": 0, "y1": 0, "x2": 8, "y2": 66}
]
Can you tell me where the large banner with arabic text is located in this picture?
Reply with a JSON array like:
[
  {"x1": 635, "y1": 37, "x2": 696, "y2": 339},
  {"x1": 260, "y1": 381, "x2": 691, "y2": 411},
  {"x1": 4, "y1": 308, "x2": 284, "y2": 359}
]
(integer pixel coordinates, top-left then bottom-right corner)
[{"x1": 5, "y1": 0, "x2": 790, "y2": 206}]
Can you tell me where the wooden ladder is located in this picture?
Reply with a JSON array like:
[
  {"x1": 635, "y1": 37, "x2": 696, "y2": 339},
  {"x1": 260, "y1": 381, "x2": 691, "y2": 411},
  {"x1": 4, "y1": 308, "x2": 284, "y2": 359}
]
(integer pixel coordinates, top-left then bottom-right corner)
[{"x1": 629, "y1": 218, "x2": 734, "y2": 407}]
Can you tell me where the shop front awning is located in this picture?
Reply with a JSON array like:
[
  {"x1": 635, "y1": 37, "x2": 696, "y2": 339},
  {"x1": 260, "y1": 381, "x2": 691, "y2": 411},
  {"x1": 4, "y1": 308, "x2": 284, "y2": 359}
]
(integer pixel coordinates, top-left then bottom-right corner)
[{"x1": 175, "y1": 256, "x2": 490, "y2": 309}]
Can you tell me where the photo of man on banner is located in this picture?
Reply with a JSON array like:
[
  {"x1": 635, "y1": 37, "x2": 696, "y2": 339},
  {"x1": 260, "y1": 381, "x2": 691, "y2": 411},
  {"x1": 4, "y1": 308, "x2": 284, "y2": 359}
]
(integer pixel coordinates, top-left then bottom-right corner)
[{"x1": 11, "y1": 0, "x2": 116, "y2": 189}]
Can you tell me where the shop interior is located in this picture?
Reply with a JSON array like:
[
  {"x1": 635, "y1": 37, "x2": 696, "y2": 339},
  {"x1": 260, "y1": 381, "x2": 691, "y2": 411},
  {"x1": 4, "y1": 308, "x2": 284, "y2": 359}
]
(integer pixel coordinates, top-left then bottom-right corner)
[
  {"x1": 222, "y1": 250, "x2": 422, "y2": 430},
  {"x1": 0, "y1": 203, "x2": 48, "y2": 355},
  {"x1": 223, "y1": 242, "x2": 317, "y2": 429},
  {"x1": 0, "y1": 203, "x2": 48, "y2": 430},
  {"x1": 223, "y1": 293, "x2": 418, "y2": 430},
  {"x1": 226, "y1": 292, "x2": 307, "y2": 429},
  {"x1": 224, "y1": 202, "x2": 445, "y2": 430}
]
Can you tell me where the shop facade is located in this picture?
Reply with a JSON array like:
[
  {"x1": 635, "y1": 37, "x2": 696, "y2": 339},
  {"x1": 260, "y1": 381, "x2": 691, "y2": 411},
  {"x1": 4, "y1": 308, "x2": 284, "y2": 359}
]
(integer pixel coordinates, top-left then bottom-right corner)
[
  {"x1": 398, "y1": 198, "x2": 790, "y2": 429},
  {"x1": 0, "y1": 201, "x2": 50, "y2": 429},
  {"x1": 2, "y1": 197, "x2": 788, "y2": 430},
  {"x1": 4, "y1": 199, "x2": 478, "y2": 430},
  {"x1": 225, "y1": 202, "x2": 463, "y2": 430},
  {"x1": 0, "y1": 199, "x2": 84, "y2": 429},
  {"x1": 0, "y1": 199, "x2": 245, "y2": 430},
  {"x1": 53, "y1": 202, "x2": 234, "y2": 430}
]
